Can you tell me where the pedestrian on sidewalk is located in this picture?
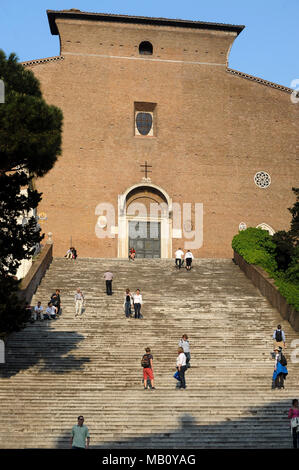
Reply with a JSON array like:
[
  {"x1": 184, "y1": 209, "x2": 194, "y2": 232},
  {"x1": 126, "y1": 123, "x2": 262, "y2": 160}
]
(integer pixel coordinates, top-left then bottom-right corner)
[
  {"x1": 179, "y1": 334, "x2": 191, "y2": 368},
  {"x1": 124, "y1": 288, "x2": 133, "y2": 318},
  {"x1": 75, "y1": 288, "x2": 85, "y2": 317},
  {"x1": 176, "y1": 347, "x2": 187, "y2": 390},
  {"x1": 141, "y1": 347, "x2": 155, "y2": 390},
  {"x1": 184, "y1": 250, "x2": 194, "y2": 271},
  {"x1": 273, "y1": 324, "x2": 286, "y2": 350},
  {"x1": 104, "y1": 271, "x2": 113, "y2": 295},
  {"x1": 175, "y1": 248, "x2": 184, "y2": 269},
  {"x1": 70, "y1": 415, "x2": 90, "y2": 449},
  {"x1": 133, "y1": 289, "x2": 143, "y2": 319},
  {"x1": 288, "y1": 399, "x2": 299, "y2": 449},
  {"x1": 272, "y1": 346, "x2": 288, "y2": 389}
]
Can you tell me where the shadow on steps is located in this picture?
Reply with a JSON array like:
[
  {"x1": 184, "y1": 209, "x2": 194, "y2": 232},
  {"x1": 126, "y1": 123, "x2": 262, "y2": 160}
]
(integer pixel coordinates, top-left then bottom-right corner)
[
  {"x1": 54, "y1": 401, "x2": 294, "y2": 449},
  {"x1": 0, "y1": 326, "x2": 90, "y2": 378}
]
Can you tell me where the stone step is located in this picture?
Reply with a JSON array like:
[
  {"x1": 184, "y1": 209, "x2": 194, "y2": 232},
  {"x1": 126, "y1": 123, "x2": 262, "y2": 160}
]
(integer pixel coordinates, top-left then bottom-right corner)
[{"x1": 1, "y1": 258, "x2": 298, "y2": 449}]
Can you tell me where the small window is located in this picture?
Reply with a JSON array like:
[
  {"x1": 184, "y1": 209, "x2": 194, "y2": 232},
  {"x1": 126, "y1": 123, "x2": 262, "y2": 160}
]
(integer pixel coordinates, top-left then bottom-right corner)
[
  {"x1": 135, "y1": 112, "x2": 153, "y2": 136},
  {"x1": 139, "y1": 41, "x2": 153, "y2": 55},
  {"x1": 134, "y1": 102, "x2": 156, "y2": 137}
]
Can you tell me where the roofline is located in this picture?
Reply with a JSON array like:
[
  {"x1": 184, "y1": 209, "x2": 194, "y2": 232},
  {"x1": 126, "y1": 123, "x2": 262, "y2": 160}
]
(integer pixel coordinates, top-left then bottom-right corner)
[
  {"x1": 46, "y1": 9, "x2": 245, "y2": 36},
  {"x1": 227, "y1": 68, "x2": 294, "y2": 94}
]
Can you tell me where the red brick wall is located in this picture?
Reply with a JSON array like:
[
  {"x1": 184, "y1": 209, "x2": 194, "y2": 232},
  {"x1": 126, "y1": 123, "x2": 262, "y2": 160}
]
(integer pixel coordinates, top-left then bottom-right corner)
[{"x1": 25, "y1": 18, "x2": 299, "y2": 258}]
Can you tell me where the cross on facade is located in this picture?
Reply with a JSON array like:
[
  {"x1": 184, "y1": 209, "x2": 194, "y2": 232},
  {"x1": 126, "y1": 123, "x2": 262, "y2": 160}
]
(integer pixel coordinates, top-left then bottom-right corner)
[{"x1": 140, "y1": 161, "x2": 152, "y2": 179}]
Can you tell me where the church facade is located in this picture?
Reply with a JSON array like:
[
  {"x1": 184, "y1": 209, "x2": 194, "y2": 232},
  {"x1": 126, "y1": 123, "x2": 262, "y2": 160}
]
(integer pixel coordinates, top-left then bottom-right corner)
[{"x1": 23, "y1": 9, "x2": 299, "y2": 258}]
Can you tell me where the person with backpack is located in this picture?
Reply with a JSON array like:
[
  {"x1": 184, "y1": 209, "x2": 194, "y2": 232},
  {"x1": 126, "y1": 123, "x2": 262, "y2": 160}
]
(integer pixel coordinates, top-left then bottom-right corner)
[
  {"x1": 141, "y1": 347, "x2": 155, "y2": 390},
  {"x1": 273, "y1": 324, "x2": 286, "y2": 349},
  {"x1": 288, "y1": 399, "x2": 299, "y2": 448},
  {"x1": 272, "y1": 346, "x2": 288, "y2": 389}
]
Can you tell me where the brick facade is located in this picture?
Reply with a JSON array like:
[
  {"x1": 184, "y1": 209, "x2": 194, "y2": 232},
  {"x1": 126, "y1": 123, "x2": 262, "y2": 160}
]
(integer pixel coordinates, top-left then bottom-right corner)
[{"x1": 23, "y1": 10, "x2": 299, "y2": 258}]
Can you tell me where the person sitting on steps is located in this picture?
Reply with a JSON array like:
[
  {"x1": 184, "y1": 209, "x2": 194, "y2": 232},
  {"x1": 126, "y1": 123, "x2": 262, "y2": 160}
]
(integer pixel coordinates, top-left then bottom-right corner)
[{"x1": 129, "y1": 247, "x2": 136, "y2": 261}]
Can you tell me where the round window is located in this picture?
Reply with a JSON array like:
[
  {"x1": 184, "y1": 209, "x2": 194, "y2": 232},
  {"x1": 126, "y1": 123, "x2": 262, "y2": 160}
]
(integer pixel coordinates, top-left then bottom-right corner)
[{"x1": 254, "y1": 171, "x2": 271, "y2": 188}]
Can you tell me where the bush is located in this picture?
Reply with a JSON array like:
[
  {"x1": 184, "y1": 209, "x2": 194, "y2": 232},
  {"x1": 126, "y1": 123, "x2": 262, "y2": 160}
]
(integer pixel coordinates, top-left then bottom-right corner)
[
  {"x1": 232, "y1": 227, "x2": 277, "y2": 274},
  {"x1": 274, "y1": 279, "x2": 299, "y2": 311},
  {"x1": 232, "y1": 227, "x2": 299, "y2": 312}
]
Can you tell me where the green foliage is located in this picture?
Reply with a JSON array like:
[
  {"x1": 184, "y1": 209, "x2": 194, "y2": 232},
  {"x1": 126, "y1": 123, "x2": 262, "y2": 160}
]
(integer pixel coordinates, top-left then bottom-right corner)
[
  {"x1": 0, "y1": 50, "x2": 63, "y2": 335},
  {"x1": 0, "y1": 171, "x2": 42, "y2": 277},
  {"x1": 0, "y1": 50, "x2": 63, "y2": 176},
  {"x1": 288, "y1": 187, "x2": 299, "y2": 243},
  {"x1": 274, "y1": 278, "x2": 299, "y2": 311},
  {"x1": 232, "y1": 226, "x2": 299, "y2": 312},
  {"x1": 285, "y1": 263, "x2": 299, "y2": 284},
  {"x1": 272, "y1": 230, "x2": 295, "y2": 271},
  {"x1": 0, "y1": 277, "x2": 30, "y2": 336},
  {"x1": 232, "y1": 227, "x2": 277, "y2": 273}
]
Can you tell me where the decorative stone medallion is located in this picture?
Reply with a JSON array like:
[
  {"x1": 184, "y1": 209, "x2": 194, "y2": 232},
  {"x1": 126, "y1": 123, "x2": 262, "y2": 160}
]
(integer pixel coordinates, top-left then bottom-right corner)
[{"x1": 254, "y1": 171, "x2": 271, "y2": 188}]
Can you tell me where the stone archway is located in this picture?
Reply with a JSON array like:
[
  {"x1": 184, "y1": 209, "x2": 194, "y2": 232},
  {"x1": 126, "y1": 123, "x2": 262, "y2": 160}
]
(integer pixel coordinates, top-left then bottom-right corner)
[{"x1": 118, "y1": 183, "x2": 172, "y2": 258}]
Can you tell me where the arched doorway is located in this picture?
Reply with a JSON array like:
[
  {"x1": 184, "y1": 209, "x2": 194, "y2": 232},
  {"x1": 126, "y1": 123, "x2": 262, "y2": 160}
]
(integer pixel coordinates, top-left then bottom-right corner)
[{"x1": 118, "y1": 183, "x2": 172, "y2": 258}]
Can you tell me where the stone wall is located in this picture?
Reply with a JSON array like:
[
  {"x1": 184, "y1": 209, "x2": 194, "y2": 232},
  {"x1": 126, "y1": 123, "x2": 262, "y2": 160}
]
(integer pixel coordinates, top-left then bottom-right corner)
[
  {"x1": 233, "y1": 250, "x2": 299, "y2": 332},
  {"x1": 18, "y1": 244, "x2": 53, "y2": 305},
  {"x1": 23, "y1": 12, "x2": 299, "y2": 259}
]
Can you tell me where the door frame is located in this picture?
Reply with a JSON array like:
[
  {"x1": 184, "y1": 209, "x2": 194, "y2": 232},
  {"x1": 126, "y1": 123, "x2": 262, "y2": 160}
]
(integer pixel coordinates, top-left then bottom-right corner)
[{"x1": 118, "y1": 183, "x2": 172, "y2": 258}]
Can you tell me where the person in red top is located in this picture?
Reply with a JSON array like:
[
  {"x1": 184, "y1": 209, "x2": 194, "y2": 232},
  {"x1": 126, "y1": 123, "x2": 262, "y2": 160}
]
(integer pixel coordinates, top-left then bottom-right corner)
[
  {"x1": 288, "y1": 399, "x2": 299, "y2": 448},
  {"x1": 129, "y1": 247, "x2": 136, "y2": 261}
]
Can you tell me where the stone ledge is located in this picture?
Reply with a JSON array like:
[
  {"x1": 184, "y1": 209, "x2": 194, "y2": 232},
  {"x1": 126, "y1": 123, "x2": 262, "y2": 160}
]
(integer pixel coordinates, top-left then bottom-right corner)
[
  {"x1": 18, "y1": 244, "x2": 53, "y2": 305},
  {"x1": 233, "y1": 250, "x2": 299, "y2": 332}
]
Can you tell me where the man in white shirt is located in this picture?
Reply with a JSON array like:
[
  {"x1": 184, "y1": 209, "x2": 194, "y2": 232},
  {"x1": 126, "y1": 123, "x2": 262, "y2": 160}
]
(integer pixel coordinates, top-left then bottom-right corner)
[
  {"x1": 74, "y1": 288, "x2": 84, "y2": 317},
  {"x1": 175, "y1": 248, "x2": 184, "y2": 269},
  {"x1": 184, "y1": 250, "x2": 194, "y2": 271},
  {"x1": 104, "y1": 271, "x2": 113, "y2": 295},
  {"x1": 133, "y1": 289, "x2": 143, "y2": 319},
  {"x1": 33, "y1": 301, "x2": 44, "y2": 321},
  {"x1": 176, "y1": 347, "x2": 187, "y2": 390},
  {"x1": 45, "y1": 302, "x2": 57, "y2": 320}
]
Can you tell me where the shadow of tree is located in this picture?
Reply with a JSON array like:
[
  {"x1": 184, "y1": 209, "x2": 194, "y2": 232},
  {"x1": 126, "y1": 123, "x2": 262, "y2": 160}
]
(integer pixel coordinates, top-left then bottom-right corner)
[
  {"x1": 54, "y1": 400, "x2": 294, "y2": 449},
  {"x1": 0, "y1": 322, "x2": 90, "y2": 378}
]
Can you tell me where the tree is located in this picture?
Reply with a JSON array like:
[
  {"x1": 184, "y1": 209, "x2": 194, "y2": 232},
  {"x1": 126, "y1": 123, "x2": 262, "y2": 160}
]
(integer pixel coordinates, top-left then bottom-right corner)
[
  {"x1": 0, "y1": 50, "x2": 63, "y2": 334},
  {"x1": 272, "y1": 188, "x2": 299, "y2": 272},
  {"x1": 288, "y1": 187, "x2": 299, "y2": 244}
]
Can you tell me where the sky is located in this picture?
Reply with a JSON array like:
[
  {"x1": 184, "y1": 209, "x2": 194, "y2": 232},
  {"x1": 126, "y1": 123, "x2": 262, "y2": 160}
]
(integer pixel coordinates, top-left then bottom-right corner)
[{"x1": 0, "y1": 0, "x2": 298, "y2": 89}]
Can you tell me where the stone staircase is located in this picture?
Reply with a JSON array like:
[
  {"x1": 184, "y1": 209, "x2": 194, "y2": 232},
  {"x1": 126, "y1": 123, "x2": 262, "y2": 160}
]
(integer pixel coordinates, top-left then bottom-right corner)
[{"x1": 0, "y1": 258, "x2": 298, "y2": 449}]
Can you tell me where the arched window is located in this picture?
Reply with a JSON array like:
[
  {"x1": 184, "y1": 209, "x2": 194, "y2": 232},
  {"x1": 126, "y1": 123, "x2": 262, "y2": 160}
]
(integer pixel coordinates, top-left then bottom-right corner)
[{"x1": 139, "y1": 41, "x2": 153, "y2": 55}]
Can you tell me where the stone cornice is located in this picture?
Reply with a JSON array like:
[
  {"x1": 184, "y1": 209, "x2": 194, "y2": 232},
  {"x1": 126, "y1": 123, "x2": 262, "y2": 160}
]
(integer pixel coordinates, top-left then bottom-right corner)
[
  {"x1": 22, "y1": 56, "x2": 64, "y2": 67},
  {"x1": 47, "y1": 9, "x2": 245, "y2": 36},
  {"x1": 227, "y1": 67, "x2": 293, "y2": 94}
]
